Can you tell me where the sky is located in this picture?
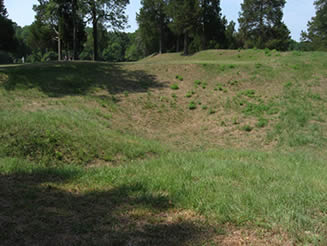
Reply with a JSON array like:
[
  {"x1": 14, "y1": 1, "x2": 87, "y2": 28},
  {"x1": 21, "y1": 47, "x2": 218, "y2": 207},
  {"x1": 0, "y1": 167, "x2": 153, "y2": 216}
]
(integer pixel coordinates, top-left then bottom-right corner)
[{"x1": 5, "y1": 0, "x2": 316, "y2": 41}]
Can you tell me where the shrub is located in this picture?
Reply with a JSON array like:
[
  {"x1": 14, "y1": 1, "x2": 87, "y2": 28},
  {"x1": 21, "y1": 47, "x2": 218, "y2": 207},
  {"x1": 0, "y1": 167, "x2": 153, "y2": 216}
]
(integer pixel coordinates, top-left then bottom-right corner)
[
  {"x1": 256, "y1": 118, "x2": 268, "y2": 128},
  {"x1": 242, "y1": 125, "x2": 253, "y2": 132},
  {"x1": 185, "y1": 90, "x2": 195, "y2": 98},
  {"x1": 189, "y1": 101, "x2": 197, "y2": 110},
  {"x1": 42, "y1": 51, "x2": 58, "y2": 62},
  {"x1": 202, "y1": 82, "x2": 207, "y2": 89},
  {"x1": 170, "y1": 84, "x2": 179, "y2": 90},
  {"x1": 176, "y1": 75, "x2": 183, "y2": 81},
  {"x1": 194, "y1": 80, "x2": 202, "y2": 86}
]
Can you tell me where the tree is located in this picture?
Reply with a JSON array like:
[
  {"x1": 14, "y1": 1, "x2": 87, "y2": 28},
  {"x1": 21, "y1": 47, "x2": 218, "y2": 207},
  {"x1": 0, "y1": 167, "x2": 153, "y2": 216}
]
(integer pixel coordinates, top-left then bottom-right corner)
[
  {"x1": 82, "y1": 0, "x2": 129, "y2": 61},
  {"x1": 167, "y1": 0, "x2": 202, "y2": 55},
  {"x1": 34, "y1": 0, "x2": 86, "y2": 60},
  {"x1": 0, "y1": 0, "x2": 17, "y2": 52},
  {"x1": 301, "y1": 0, "x2": 327, "y2": 50},
  {"x1": 0, "y1": 0, "x2": 7, "y2": 17},
  {"x1": 34, "y1": 0, "x2": 66, "y2": 60},
  {"x1": 225, "y1": 20, "x2": 237, "y2": 49},
  {"x1": 238, "y1": 0, "x2": 290, "y2": 50},
  {"x1": 201, "y1": 0, "x2": 225, "y2": 49},
  {"x1": 137, "y1": 0, "x2": 169, "y2": 54}
]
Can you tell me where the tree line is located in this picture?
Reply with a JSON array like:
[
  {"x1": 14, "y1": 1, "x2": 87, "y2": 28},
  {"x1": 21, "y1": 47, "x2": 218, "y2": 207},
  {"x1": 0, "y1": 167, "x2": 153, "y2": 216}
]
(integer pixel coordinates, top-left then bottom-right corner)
[{"x1": 1, "y1": 0, "x2": 327, "y2": 64}]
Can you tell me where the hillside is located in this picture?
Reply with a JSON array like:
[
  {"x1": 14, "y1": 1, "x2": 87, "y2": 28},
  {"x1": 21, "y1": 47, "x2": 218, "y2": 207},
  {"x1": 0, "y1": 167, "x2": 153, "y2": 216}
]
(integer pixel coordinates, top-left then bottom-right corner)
[{"x1": 1, "y1": 49, "x2": 327, "y2": 245}]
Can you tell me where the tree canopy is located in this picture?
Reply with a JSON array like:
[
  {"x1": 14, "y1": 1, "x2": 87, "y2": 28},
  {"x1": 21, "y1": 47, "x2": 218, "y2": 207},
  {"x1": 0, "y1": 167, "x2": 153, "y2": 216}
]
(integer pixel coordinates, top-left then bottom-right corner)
[
  {"x1": 301, "y1": 0, "x2": 327, "y2": 50},
  {"x1": 238, "y1": 0, "x2": 290, "y2": 50}
]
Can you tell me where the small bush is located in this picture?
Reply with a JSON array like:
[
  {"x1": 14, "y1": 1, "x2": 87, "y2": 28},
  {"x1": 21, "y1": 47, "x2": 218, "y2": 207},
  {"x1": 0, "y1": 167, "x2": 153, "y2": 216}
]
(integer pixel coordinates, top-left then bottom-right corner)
[
  {"x1": 256, "y1": 118, "x2": 268, "y2": 128},
  {"x1": 242, "y1": 125, "x2": 253, "y2": 132},
  {"x1": 202, "y1": 105, "x2": 208, "y2": 110},
  {"x1": 194, "y1": 80, "x2": 202, "y2": 86},
  {"x1": 202, "y1": 82, "x2": 208, "y2": 89},
  {"x1": 176, "y1": 75, "x2": 183, "y2": 81},
  {"x1": 264, "y1": 48, "x2": 271, "y2": 56},
  {"x1": 170, "y1": 84, "x2": 179, "y2": 90},
  {"x1": 185, "y1": 90, "x2": 195, "y2": 98},
  {"x1": 189, "y1": 101, "x2": 197, "y2": 110}
]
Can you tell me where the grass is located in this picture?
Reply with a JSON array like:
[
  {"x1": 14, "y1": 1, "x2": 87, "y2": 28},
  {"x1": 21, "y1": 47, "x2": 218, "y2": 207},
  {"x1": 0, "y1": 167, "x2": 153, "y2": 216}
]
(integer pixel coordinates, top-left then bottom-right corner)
[
  {"x1": 1, "y1": 150, "x2": 326, "y2": 244},
  {"x1": 1, "y1": 49, "x2": 327, "y2": 244}
]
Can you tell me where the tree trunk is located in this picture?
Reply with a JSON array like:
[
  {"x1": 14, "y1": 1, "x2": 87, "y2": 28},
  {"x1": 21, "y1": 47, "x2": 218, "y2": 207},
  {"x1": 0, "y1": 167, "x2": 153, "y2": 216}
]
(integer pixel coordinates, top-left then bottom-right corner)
[
  {"x1": 91, "y1": 1, "x2": 98, "y2": 61},
  {"x1": 159, "y1": 23, "x2": 163, "y2": 54},
  {"x1": 159, "y1": 13, "x2": 164, "y2": 54},
  {"x1": 58, "y1": 36, "x2": 62, "y2": 61},
  {"x1": 183, "y1": 31, "x2": 188, "y2": 55},
  {"x1": 176, "y1": 35, "x2": 180, "y2": 52},
  {"x1": 72, "y1": 0, "x2": 77, "y2": 60}
]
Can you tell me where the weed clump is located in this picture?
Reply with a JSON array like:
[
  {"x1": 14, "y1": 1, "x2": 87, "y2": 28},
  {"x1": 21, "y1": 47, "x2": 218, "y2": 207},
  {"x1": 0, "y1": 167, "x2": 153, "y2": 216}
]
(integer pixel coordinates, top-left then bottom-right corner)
[
  {"x1": 242, "y1": 125, "x2": 253, "y2": 132},
  {"x1": 176, "y1": 75, "x2": 183, "y2": 81},
  {"x1": 208, "y1": 108, "x2": 216, "y2": 115},
  {"x1": 256, "y1": 118, "x2": 268, "y2": 128},
  {"x1": 194, "y1": 80, "x2": 202, "y2": 86},
  {"x1": 189, "y1": 101, "x2": 197, "y2": 110},
  {"x1": 238, "y1": 89, "x2": 256, "y2": 98},
  {"x1": 170, "y1": 84, "x2": 179, "y2": 90},
  {"x1": 202, "y1": 82, "x2": 208, "y2": 89},
  {"x1": 185, "y1": 90, "x2": 195, "y2": 98}
]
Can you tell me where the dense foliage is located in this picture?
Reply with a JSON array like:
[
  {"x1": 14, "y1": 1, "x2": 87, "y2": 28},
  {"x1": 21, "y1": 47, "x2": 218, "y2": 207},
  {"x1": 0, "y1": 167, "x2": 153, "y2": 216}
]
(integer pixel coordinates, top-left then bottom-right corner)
[
  {"x1": 1, "y1": 0, "x2": 327, "y2": 64},
  {"x1": 238, "y1": 0, "x2": 290, "y2": 50},
  {"x1": 301, "y1": 0, "x2": 327, "y2": 51}
]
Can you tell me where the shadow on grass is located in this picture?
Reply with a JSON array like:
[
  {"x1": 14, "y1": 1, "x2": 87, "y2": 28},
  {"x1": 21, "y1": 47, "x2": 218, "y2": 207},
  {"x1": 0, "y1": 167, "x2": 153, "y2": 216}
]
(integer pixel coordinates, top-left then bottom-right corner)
[
  {"x1": 0, "y1": 62, "x2": 168, "y2": 97},
  {"x1": 0, "y1": 168, "x2": 217, "y2": 246}
]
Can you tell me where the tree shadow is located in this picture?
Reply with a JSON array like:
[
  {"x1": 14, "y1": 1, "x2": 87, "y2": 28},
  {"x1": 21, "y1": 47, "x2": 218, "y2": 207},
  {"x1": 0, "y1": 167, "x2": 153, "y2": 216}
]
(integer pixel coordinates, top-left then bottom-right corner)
[
  {"x1": 0, "y1": 62, "x2": 168, "y2": 98},
  {"x1": 0, "y1": 168, "x2": 217, "y2": 246}
]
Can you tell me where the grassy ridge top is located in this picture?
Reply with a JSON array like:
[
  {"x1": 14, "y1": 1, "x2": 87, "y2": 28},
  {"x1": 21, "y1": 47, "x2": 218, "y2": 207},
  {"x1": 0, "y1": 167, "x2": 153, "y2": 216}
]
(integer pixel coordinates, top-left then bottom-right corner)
[{"x1": 1, "y1": 49, "x2": 327, "y2": 244}]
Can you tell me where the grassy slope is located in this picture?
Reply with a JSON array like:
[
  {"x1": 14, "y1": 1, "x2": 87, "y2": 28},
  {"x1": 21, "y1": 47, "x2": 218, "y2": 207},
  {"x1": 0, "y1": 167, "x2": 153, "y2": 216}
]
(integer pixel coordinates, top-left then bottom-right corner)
[{"x1": 1, "y1": 49, "x2": 327, "y2": 245}]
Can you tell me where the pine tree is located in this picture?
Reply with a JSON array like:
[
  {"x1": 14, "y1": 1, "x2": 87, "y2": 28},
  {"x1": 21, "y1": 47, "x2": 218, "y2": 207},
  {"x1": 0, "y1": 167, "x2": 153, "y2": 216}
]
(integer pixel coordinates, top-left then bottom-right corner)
[
  {"x1": 137, "y1": 0, "x2": 169, "y2": 55},
  {"x1": 238, "y1": 0, "x2": 290, "y2": 50},
  {"x1": 301, "y1": 0, "x2": 327, "y2": 50},
  {"x1": 167, "y1": 0, "x2": 202, "y2": 55},
  {"x1": 201, "y1": 0, "x2": 225, "y2": 49}
]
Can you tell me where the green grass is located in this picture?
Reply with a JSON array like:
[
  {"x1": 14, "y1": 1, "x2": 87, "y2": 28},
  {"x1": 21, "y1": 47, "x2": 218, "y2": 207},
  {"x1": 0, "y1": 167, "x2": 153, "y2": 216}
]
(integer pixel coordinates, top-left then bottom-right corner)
[
  {"x1": 1, "y1": 150, "x2": 327, "y2": 244},
  {"x1": 1, "y1": 50, "x2": 327, "y2": 244},
  {"x1": 0, "y1": 110, "x2": 164, "y2": 166}
]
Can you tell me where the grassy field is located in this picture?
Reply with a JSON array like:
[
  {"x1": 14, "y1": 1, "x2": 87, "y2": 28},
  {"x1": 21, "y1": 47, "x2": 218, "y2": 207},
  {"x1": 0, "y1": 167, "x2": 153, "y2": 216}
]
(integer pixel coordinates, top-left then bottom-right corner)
[{"x1": 1, "y1": 49, "x2": 327, "y2": 245}]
